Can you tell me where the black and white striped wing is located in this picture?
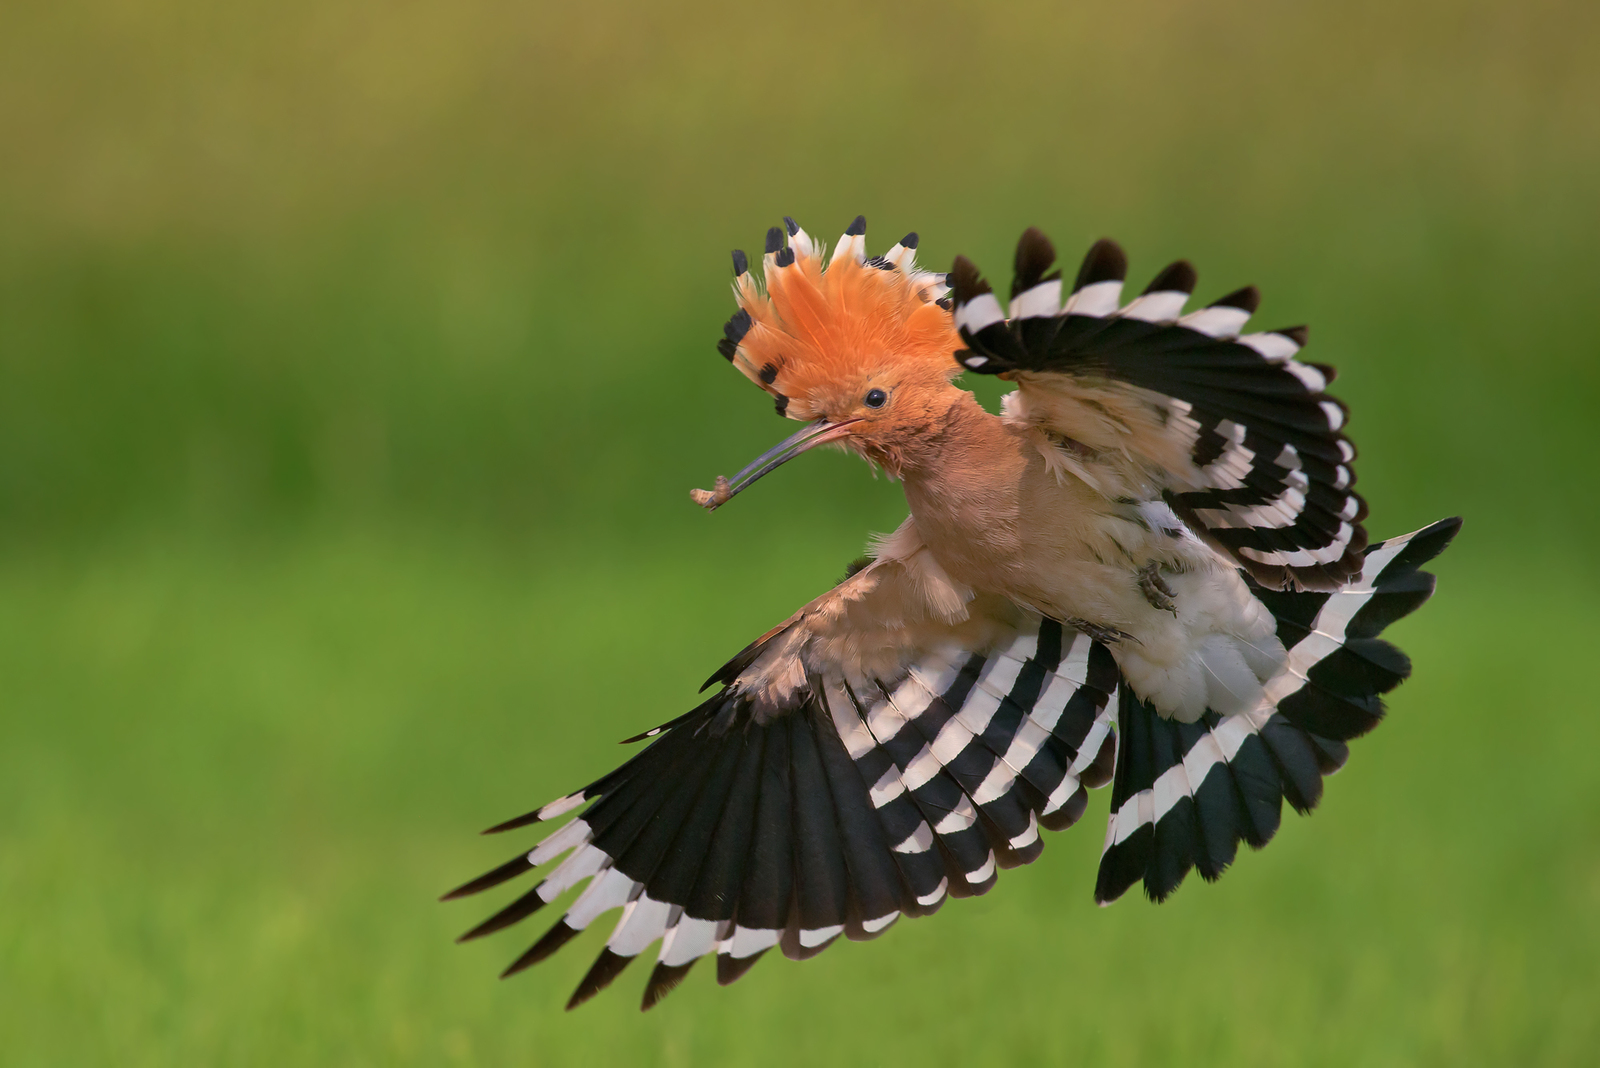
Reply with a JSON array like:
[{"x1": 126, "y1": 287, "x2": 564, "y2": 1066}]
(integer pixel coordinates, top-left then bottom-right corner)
[
  {"x1": 1094, "y1": 517, "x2": 1459, "y2": 904},
  {"x1": 950, "y1": 229, "x2": 1367, "y2": 590},
  {"x1": 444, "y1": 611, "x2": 1118, "y2": 1010}
]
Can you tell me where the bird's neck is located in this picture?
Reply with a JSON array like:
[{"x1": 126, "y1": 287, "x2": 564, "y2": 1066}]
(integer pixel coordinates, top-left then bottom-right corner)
[
  {"x1": 895, "y1": 390, "x2": 1033, "y2": 532},
  {"x1": 892, "y1": 391, "x2": 1036, "y2": 596},
  {"x1": 895, "y1": 389, "x2": 1020, "y2": 483}
]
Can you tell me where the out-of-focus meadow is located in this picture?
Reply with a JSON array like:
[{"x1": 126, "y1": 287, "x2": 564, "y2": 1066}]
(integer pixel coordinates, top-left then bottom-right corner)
[{"x1": 2, "y1": 0, "x2": 1597, "y2": 1063}]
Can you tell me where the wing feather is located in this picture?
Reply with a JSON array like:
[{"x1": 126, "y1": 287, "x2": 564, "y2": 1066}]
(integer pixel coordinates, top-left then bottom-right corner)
[
  {"x1": 446, "y1": 540, "x2": 1117, "y2": 1007},
  {"x1": 446, "y1": 514, "x2": 1456, "y2": 1005},
  {"x1": 950, "y1": 229, "x2": 1367, "y2": 590}
]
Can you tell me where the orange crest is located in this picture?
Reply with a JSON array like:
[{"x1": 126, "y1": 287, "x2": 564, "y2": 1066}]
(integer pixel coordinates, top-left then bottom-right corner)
[{"x1": 717, "y1": 217, "x2": 957, "y2": 420}]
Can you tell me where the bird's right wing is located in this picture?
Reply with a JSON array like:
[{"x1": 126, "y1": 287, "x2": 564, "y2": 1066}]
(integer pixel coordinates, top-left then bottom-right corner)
[
  {"x1": 444, "y1": 514, "x2": 1458, "y2": 1010},
  {"x1": 441, "y1": 525, "x2": 1122, "y2": 1009},
  {"x1": 949, "y1": 229, "x2": 1366, "y2": 591}
]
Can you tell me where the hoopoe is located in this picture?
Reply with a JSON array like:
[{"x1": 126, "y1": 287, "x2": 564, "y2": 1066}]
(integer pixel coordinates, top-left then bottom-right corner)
[{"x1": 445, "y1": 216, "x2": 1459, "y2": 1011}]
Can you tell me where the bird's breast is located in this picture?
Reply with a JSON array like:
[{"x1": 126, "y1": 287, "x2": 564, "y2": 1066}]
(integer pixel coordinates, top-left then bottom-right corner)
[{"x1": 901, "y1": 426, "x2": 1157, "y2": 626}]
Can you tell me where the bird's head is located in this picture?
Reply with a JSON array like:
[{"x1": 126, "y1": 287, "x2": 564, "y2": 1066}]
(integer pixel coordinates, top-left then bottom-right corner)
[{"x1": 692, "y1": 216, "x2": 961, "y2": 510}]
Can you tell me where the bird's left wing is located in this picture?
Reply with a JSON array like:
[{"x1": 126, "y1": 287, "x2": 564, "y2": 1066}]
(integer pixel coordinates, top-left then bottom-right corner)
[
  {"x1": 443, "y1": 527, "x2": 1119, "y2": 1010},
  {"x1": 949, "y1": 229, "x2": 1366, "y2": 591}
]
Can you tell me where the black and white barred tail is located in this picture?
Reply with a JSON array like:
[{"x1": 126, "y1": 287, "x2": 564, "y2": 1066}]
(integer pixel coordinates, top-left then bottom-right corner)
[
  {"x1": 1096, "y1": 517, "x2": 1460, "y2": 903},
  {"x1": 444, "y1": 519, "x2": 1456, "y2": 1009}
]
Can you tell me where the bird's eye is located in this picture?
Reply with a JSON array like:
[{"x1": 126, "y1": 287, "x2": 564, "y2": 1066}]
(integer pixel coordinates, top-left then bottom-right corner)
[{"x1": 864, "y1": 388, "x2": 888, "y2": 409}]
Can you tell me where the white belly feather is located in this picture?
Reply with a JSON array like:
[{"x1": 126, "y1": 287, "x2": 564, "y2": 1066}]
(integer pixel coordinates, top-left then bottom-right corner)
[{"x1": 899, "y1": 423, "x2": 1287, "y2": 723}]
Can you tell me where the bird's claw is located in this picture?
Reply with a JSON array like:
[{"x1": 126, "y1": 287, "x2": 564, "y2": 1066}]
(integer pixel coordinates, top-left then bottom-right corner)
[
  {"x1": 1067, "y1": 618, "x2": 1136, "y2": 645},
  {"x1": 1138, "y1": 562, "x2": 1178, "y2": 614}
]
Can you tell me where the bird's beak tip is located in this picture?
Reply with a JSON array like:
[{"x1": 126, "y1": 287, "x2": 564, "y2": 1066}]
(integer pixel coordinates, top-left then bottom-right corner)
[{"x1": 689, "y1": 419, "x2": 858, "y2": 513}]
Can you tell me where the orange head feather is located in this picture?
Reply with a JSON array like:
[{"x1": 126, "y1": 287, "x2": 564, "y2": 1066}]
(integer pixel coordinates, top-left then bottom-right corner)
[{"x1": 703, "y1": 217, "x2": 962, "y2": 498}]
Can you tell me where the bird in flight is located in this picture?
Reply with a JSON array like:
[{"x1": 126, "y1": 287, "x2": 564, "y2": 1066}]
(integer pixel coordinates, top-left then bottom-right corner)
[{"x1": 444, "y1": 216, "x2": 1459, "y2": 1011}]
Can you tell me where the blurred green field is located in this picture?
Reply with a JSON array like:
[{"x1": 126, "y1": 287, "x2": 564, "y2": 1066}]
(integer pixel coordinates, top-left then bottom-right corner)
[{"x1": 2, "y1": 0, "x2": 1598, "y2": 1063}]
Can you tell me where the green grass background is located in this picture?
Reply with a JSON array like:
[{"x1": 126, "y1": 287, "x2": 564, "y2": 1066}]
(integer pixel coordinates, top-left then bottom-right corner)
[{"x1": 2, "y1": 0, "x2": 1597, "y2": 1063}]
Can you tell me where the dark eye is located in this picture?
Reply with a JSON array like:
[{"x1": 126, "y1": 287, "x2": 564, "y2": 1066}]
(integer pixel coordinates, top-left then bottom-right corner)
[{"x1": 864, "y1": 388, "x2": 888, "y2": 409}]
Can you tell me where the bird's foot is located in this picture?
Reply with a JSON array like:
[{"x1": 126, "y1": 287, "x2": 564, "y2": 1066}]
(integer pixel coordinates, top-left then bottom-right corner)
[
  {"x1": 1066, "y1": 618, "x2": 1136, "y2": 645},
  {"x1": 1138, "y1": 562, "x2": 1178, "y2": 614}
]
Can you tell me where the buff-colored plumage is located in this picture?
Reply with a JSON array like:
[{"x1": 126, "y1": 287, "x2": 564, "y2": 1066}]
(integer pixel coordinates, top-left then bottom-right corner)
[
  {"x1": 712, "y1": 219, "x2": 1283, "y2": 722},
  {"x1": 448, "y1": 216, "x2": 1457, "y2": 1010}
]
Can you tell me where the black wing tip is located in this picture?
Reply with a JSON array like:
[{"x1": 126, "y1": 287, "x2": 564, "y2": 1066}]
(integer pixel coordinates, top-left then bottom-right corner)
[
  {"x1": 1074, "y1": 238, "x2": 1128, "y2": 290},
  {"x1": 731, "y1": 249, "x2": 748, "y2": 277},
  {"x1": 1428, "y1": 515, "x2": 1465, "y2": 541},
  {"x1": 1143, "y1": 259, "x2": 1197, "y2": 296},
  {"x1": 1379, "y1": 516, "x2": 1462, "y2": 579},
  {"x1": 716, "y1": 949, "x2": 768, "y2": 986},
  {"x1": 566, "y1": 948, "x2": 637, "y2": 1010},
  {"x1": 1093, "y1": 824, "x2": 1151, "y2": 906},
  {"x1": 1039, "y1": 785, "x2": 1089, "y2": 831},
  {"x1": 779, "y1": 927, "x2": 842, "y2": 961},
  {"x1": 440, "y1": 853, "x2": 533, "y2": 900},
  {"x1": 845, "y1": 214, "x2": 866, "y2": 236},
  {"x1": 1011, "y1": 226, "x2": 1059, "y2": 296},
  {"x1": 840, "y1": 554, "x2": 873, "y2": 582},
  {"x1": 947, "y1": 255, "x2": 992, "y2": 303},
  {"x1": 1143, "y1": 869, "x2": 1188, "y2": 904},
  {"x1": 641, "y1": 960, "x2": 697, "y2": 1010},
  {"x1": 623, "y1": 700, "x2": 712, "y2": 743},
  {"x1": 764, "y1": 227, "x2": 784, "y2": 254},
  {"x1": 783, "y1": 216, "x2": 799, "y2": 236},
  {"x1": 1310, "y1": 735, "x2": 1350, "y2": 775},
  {"x1": 1372, "y1": 515, "x2": 1461, "y2": 560},
  {"x1": 703, "y1": 633, "x2": 774, "y2": 691},
  {"x1": 1276, "y1": 324, "x2": 1310, "y2": 347},
  {"x1": 502, "y1": 919, "x2": 581, "y2": 978},
  {"x1": 899, "y1": 231, "x2": 919, "y2": 250},
  {"x1": 481, "y1": 809, "x2": 547, "y2": 835},
  {"x1": 456, "y1": 887, "x2": 548, "y2": 943},
  {"x1": 1210, "y1": 284, "x2": 1260, "y2": 314}
]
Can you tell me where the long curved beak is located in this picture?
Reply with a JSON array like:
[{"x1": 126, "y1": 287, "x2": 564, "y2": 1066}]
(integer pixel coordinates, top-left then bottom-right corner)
[{"x1": 691, "y1": 418, "x2": 861, "y2": 511}]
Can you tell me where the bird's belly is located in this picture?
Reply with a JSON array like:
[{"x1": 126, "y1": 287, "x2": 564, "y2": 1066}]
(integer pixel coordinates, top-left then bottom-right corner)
[
  {"x1": 991, "y1": 526, "x2": 1168, "y2": 632},
  {"x1": 907, "y1": 477, "x2": 1167, "y2": 626},
  {"x1": 907, "y1": 481, "x2": 1286, "y2": 722}
]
